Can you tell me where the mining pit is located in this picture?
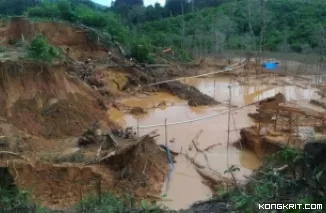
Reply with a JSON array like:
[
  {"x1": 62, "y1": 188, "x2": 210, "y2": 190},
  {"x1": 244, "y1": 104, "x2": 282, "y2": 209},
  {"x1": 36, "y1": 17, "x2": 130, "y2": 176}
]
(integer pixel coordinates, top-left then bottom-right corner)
[{"x1": 1, "y1": 17, "x2": 326, "y2": 212}]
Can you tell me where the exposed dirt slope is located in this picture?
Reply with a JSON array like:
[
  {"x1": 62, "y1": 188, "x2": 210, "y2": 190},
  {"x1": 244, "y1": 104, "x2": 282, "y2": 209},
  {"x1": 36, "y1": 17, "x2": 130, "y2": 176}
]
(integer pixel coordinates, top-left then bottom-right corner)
[
  {"x1": 0, "y1": 61, "x2": 112, "y2": 138},
  {"x1": 0, "y1": 136, "x2": 168, "y2": 210},
  {"x1": 0, "y1": 18, "x2": 107, "y2": 61}
]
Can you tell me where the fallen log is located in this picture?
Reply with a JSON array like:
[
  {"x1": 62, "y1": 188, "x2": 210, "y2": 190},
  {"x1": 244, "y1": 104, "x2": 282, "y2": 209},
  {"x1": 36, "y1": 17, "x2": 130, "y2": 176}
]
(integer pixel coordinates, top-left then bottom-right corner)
[
  {"x1": 184, "y1": 154, "x2": 233, "y2": 186},
  {"x1": 196, "y1": 168, "x2": 232, "y2": 186}
]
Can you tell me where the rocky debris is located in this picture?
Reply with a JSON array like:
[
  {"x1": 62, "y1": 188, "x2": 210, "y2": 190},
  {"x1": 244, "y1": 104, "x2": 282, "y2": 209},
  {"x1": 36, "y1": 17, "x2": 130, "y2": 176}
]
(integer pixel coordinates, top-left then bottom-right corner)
[
  {"x1": 111, "y1": 127, "x2": 137, "y2": 139},
  {"x1": 86, "y1": 76, "x2": 104, "y2": 87},
  {"x1": 77, "y1": 129, "x2": 97, "y2": 146},
  {"x1": 130, "y1": 107, "x2": 146, "y2": 115},
  {"x1": 77, "y1": 121, "x2": 114, "y2": 147},
  {"x1": 97, "y1": 88, "x2": 114, "y2": 97}
]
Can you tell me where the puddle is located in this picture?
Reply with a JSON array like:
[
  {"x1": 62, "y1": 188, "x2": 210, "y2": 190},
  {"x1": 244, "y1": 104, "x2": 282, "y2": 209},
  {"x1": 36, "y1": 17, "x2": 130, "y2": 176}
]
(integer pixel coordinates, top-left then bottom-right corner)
[{"x1": 108, "y1": 76, "x2": 319, "y2": 210}]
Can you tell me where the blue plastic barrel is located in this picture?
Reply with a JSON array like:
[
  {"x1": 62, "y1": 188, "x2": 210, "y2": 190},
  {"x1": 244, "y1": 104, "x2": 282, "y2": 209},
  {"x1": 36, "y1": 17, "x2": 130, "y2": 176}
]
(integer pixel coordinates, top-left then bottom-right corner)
[{"x1": 263, "y1": 62, "x2": 278, "y2": 70}]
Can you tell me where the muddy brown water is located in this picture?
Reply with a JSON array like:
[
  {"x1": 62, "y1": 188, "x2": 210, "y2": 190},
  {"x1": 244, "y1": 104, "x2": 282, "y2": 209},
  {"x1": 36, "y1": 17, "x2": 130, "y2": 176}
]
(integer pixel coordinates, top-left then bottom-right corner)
[{"x1": 108, "y1": 76, "x2": 319, "y2": 210}]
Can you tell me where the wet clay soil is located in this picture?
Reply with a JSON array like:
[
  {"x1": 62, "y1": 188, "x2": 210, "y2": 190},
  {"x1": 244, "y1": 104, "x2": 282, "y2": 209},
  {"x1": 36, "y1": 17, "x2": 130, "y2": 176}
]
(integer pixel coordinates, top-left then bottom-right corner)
[{"x1": 109, "y1": 76, "x2": 319, "y2": 210}]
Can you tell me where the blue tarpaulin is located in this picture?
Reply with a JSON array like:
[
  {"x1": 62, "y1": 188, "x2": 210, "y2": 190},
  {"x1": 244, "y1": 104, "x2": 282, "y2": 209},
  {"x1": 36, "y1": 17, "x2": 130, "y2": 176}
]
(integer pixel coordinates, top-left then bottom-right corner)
[{"x1": 263, "y1": 62, "x2": 278, "y2": 70}]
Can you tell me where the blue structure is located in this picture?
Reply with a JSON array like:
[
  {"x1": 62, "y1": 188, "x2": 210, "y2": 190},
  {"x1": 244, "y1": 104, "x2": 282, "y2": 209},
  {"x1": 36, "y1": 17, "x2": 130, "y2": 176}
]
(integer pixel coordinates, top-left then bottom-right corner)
[{"x1": 263, "y1": 61, "x2": 278, "y2": 70}]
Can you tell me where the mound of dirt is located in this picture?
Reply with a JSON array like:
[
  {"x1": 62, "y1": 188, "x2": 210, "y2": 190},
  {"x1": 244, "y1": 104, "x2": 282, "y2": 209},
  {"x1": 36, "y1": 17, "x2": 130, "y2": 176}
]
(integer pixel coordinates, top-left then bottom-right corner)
[
  {"x1": 0, "y1": 61, "x2": 113, "y2": 138},
  {"x1": 102, "y1": 135, "x2": 168, "y2": 198},
  {"x1": 0, "y1": 131, "x2": 169, "y2": 209},
  {"x1": 10, "y1": 96, "x2": 109, "y2": 138},
  {"x1": 0, "y1": 17, "x2": 107, "y2": 61}
]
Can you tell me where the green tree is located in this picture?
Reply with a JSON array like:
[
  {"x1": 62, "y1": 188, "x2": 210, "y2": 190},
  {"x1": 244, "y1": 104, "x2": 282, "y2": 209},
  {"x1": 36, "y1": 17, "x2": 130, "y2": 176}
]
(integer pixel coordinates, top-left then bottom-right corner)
[{"x1": 27, "y1": 34, "x2": 60, "y2": 62}]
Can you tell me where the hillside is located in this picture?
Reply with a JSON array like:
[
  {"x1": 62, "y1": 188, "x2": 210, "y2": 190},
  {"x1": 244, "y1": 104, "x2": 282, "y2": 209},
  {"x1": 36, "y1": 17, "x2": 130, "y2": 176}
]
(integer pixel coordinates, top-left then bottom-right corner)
[
  {"x1": 139, "y1": 0, "x2": 326, "y2": 55},
  {"x1": 1, "y1": 1, "x2": 326, "y2": 213},
  {"x1": 1, "y1": 0, "x2": 325, "y2": 61}
]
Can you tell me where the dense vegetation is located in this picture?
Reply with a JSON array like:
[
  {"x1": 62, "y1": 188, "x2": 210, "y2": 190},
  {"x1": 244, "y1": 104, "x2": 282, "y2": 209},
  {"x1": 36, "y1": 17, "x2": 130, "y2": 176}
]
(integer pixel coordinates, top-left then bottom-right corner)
[
  {"x1": 138, "y1": 0, "x2": 326, "y2": 56},
  {"x1": 0, "y1": 0, "x2": 325, "y2": 61},
  {"x1": 224, "y1": 147, "x2": 326, "y2": 213}
]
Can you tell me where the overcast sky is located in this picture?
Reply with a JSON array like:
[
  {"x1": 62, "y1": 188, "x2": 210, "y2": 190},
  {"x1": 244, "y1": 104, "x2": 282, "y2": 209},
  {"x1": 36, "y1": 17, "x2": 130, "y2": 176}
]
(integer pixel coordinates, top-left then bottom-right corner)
[{"x1": 93, "y1": 0, "x2": 166, "y2": 7}]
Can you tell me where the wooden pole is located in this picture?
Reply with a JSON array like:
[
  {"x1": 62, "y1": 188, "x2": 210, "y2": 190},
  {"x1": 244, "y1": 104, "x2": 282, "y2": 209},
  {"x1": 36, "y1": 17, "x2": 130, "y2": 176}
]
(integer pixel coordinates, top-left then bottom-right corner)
[
  {"x1": 323, "y1": 119, "x2": 325, "y2": 137},
  {"x1": 165, "y1": 118, "x2": 168, "y2": 146},
  {"x1": 274, "y1": 109, "x2": 279, "y2": 131},
  {"x1": 227, "y1": 85, "x2": 231, "y2": 170},
  {"x1": 213, "y1": 77, "x2": 216, "y2": 99},
  {"x1": 137, "y1": 118, "x2": 140, "y2": 137},
  {"x1": 289, "y1": 112, "x2": 293, "y2": 134},
  {"x1": 296, "y1": 115, "x2": 299, "y2": 138}
]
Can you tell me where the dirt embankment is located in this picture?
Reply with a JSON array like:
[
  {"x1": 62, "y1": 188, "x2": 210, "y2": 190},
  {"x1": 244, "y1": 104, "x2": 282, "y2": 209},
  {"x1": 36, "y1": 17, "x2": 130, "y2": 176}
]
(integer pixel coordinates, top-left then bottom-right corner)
[
  {"x1": 0, "y1": 61, "x2": 113, "y2": 138},
  {"x1": 0, "y1": 17, "x2": 107, "y2": 61},
  {"x1": 1, "y1": 134, "x2": 168, "y2": 209},
  {"x1": 0, "y1": 17, "x2": 218, "y2": 107},
  {"x1": 0, "y1": 17, "x2": 226, "y2": 211}
]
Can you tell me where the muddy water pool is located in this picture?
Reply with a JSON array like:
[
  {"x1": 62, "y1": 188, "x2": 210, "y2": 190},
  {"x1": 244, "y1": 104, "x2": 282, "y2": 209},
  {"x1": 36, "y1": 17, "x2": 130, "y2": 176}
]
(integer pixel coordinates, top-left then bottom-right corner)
[{"x1": 108, "y1": 76, "x2": 319, "y2": 210}]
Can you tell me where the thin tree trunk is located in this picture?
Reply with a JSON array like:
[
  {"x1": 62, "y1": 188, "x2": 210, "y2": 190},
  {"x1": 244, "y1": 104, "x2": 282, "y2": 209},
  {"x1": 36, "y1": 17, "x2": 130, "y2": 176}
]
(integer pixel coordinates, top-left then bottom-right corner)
[
  {"x1": 258, "y1": 0, "x2": 266, "y2": 74},
  {"x1": 181, "y1": 0, "x2": 185, "y2": 49}
]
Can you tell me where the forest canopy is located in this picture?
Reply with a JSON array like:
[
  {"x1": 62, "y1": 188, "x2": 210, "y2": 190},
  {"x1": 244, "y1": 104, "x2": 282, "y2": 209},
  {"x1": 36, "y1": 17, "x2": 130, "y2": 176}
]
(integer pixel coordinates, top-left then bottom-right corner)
[{"x1": 0, "y1": 0, "x2": 325, "y2": 60}]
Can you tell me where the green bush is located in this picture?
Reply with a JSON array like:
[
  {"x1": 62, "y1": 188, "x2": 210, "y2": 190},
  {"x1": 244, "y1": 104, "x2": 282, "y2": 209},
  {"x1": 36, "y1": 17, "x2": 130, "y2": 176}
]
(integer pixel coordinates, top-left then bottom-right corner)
[
  {"x1": 27, "y1": 34, "x2": 60, "y2": 62},
  {"x1": 130, "y1": 44, "x2": 150, "y2": 63},
  {"x1": 74, "y1": 193, "x2": 126, "y2": 213},
  {"x1": 146, "y1": 53, "x2": 155, "y2": 64},
  {"x1": 0, "y1": 189, "x2": 35, "y2": 213}
]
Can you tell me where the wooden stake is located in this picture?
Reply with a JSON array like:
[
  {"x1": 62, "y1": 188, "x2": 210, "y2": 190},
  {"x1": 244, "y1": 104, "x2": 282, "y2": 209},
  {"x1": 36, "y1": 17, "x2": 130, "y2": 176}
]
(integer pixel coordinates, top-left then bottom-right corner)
[
  {"x1": 274, "y1": 109, "x2": 279, "y2": 131},
  {"x1": 227, "y1": 85, "x2": 231, "y2": 170},
  {"x1": 165, "y1": 118, "x2": 168, "y2": 146},
  {"x1": 323, "y1": 119, "x2": 325, "y2": 137},
  {"x1": 296, "y1": 116, "x2": 299, "y2": 138},
  {"x1": 213, "y1": 77, "x2": 216, "y2": 99},
  {"x1": 137, "y1": 118, "x2": 140, "y2": 137},
  {"x1": 289, "y1": 112, "x2": 293, "y2": 134}
]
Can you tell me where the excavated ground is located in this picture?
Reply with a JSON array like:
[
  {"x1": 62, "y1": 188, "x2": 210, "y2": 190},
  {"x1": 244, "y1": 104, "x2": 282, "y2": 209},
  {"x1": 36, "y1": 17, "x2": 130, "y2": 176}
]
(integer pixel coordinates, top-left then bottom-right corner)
[
  {"x1": 1, "y1": 17, "x2": 326, "y2": 212},
  {"x1": 0, "y1": 17, "x2": 219, "y2": 106},
  {"x1": 0, "y1": 60, "x2": 169, "y2": 209}
]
